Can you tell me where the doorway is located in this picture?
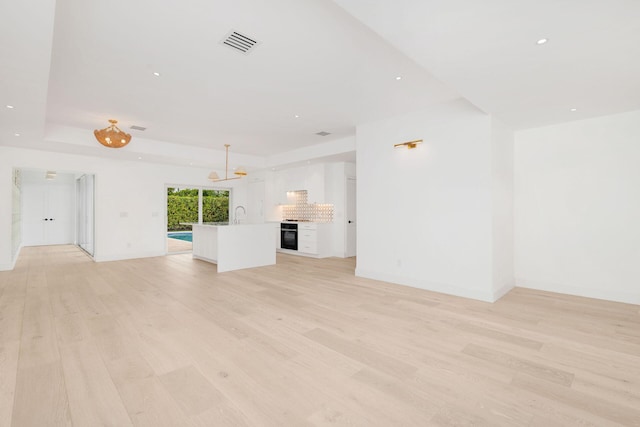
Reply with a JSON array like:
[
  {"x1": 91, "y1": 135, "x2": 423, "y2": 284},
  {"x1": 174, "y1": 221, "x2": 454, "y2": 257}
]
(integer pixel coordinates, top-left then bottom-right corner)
[
  {"x1": 76, "y1": 174, "x2": 95, "y2": 256},
  {"x1": 22, "y1": 170, "x2": 75, "y2": 246},
  {"x1": 166, "y1": 186, "x2": 230, "y2": 254}
]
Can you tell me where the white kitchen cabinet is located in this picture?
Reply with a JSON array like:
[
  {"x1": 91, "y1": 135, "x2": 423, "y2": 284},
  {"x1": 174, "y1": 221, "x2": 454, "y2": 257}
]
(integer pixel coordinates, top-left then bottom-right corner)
[
  {"x1": 304, "y1": 164, "x2": 325, "y2": 203},
  {"x1": 192, "y1": 223, "x2": 276, "y2": 272},
  {"x1": 298, "y1": 223, "x2": 317, "y2": 254},
  {"x1": 272, "y1": 164, "x2": 327, "y2": 205},
  {"x1": 246, "y1": 179, "x2": 265, "y2": 223},
  {"x1": 297, "y1": 223, "x2": 331, "y2": 257},
  {"x1": 273, "y1": 171, "x2": 287, "y2": 205}
]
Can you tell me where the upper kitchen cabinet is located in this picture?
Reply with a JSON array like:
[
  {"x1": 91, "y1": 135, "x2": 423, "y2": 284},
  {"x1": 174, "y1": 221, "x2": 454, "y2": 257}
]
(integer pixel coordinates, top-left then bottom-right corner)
[
  {"x1": 304, "y1": 163, "x2": 325, "y2": 204},
  {"x1": 272, "y1": 164, "x2": 327, "y2": 205},
  {"x1": 246, "y1": 173, "x2": 266, "y2": 224}
]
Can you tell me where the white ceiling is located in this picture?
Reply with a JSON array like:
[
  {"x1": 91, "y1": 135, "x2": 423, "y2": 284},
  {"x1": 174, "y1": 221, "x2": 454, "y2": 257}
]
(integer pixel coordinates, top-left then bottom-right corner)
[
  {"x1": 334, "y1": 0, "x2": 640, "y2": 129},
  {"x1": 2, "y1": 0, "x2": 639, "y2": 164}
]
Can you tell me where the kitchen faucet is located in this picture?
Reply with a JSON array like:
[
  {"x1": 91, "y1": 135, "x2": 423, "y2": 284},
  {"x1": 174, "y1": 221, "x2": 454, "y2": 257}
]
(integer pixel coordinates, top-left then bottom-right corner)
[{"x1": 234, "y1": 205, "x2": 246, "y2": 224}]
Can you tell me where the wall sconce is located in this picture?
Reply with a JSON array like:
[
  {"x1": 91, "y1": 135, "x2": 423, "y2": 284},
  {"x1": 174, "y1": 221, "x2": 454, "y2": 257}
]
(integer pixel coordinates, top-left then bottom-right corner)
[{"x1": 394, "y1": 139, "x2": 423, "y2": 149}]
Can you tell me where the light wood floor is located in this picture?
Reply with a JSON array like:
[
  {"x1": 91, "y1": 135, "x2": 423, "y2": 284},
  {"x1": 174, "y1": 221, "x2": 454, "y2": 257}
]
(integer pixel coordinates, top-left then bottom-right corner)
[
  {"x1": 167, "y1": 237, "x2": 193, "y2": 253},
  {"x1": 1, "y1": 246, "x2": 639, "y2": 426}
]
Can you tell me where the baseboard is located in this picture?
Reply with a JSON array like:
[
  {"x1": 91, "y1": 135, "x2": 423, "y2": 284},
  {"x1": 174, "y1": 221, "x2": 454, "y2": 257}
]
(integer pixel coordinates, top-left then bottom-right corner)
[
  {"x1": 492, "y1": 280, "x2": 515, "y2": 302},
  {"x1": 0, "y1": 245, "x2": 23, "y2": 271},
  {"x1": 95, "y1": 251, "x2": 166, "y2": 263},
  {"x1": 355, "y1": 268, "x2": 497, "y2": 303},
  {"x1": 516, "y1": 277, "x2": 640, "y2": 305}
]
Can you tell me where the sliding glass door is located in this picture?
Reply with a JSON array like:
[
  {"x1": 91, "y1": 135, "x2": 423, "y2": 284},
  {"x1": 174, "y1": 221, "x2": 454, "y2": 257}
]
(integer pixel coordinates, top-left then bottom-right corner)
[
  {"x1": 76, "y1": 174, "x2": 95, "y2": 256},
  {"x1": 166, "y1": 187, "x2": 229, "y2": 254}
]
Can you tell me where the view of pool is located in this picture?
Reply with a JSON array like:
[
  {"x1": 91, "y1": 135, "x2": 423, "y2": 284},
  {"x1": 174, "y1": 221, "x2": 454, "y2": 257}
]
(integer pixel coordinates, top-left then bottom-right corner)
[{"x1": 167, "y1": 232, "x2": 193, "y2": 242}]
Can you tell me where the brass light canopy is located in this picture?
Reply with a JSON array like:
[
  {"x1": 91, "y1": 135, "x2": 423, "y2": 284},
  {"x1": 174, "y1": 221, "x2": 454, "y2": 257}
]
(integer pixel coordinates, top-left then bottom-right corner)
[
  {"x1": 94, "y1": 119, "x2": 132, "y2": 148},
  {"x1": 394, "y1": 139, "x2": 423, "y2": 149},
  {"x1": 209, "y1": 144, "x2": 248, "y2": 182}
]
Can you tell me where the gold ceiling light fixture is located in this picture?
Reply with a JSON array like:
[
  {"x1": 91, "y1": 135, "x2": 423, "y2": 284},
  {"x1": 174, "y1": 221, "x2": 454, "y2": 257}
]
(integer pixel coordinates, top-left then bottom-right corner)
[
  {"x1": 208, "y1": 144, "x2": 248, "y2": 182},
  {"x1": 94, "y1": 119, "x2": 131, "y2": 148},
  {"x1": 394, "y1": 139, "x2": 423, "y2": 149}
]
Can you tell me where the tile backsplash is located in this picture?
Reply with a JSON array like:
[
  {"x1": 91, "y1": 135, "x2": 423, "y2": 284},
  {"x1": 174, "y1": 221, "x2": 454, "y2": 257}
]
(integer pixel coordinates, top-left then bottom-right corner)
[{"x1": 281, "y1": 190, "x2": 334, "y2": 223}]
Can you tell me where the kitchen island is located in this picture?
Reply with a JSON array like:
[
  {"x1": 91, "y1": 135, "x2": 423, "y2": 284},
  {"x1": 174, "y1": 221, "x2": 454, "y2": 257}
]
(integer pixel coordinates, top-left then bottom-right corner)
[{"x1": 191, "y1": 223, "x2": 277, "y2": 272}]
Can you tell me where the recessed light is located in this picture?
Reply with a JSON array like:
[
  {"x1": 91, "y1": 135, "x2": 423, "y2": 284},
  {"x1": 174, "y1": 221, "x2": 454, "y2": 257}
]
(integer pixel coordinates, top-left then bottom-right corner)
[
  {"x1": 138, "y1": 156, "x2": 142, "y2": 160},
  {"x1": 14, "y1": 133, "x2": 20, "y2": 137},
  {"x1": 189, "y1": 162, "x2": 193, "y2": 166},
  {"x1": 395, "y1": 76, "x2": 402, "y2": 81},
  {"x1": 6, "y1": 105, "x2": 14, "y2": 109},
  {"x1": 294, "y1": 114, "x2": 300, "y2": 118},
  {"x1": 536, "y1": 38, "x2": 548, "y2": 45},
  {"x1": 570, "y1": 108, "x2": 577, "y2": 112},
  {"x1": 153, "y1": 72, "x2": 161, "y2": 77}
]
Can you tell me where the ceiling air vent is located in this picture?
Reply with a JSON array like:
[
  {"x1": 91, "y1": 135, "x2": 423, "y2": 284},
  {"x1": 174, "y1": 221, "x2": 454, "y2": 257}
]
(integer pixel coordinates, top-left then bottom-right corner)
[
  {"x1": 221, "y1": 30, "x2": 260, "y2": 55},
  {"x1": 130, "y1": 125, "x2": 146, "y2": 131},
  {"x1": 316, "y1": 131, "x2": 331, "y2": 137}
]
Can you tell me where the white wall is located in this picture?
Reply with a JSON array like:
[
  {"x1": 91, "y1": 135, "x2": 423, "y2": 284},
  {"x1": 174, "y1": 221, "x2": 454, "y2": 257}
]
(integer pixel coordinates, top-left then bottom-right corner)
[
  {"x1": 491, "y1": 118, "x2": 515, "y2": 298},
  {"x1": 1, "y1": 164, "x2": 16, "y2": 269},
  {"x1": 0, "y1": 146, "x2": 246, "y2": 269},
  {"x1": 355, "y1": 100, "x2": 504, "y2": 301},
  {"x1": 11, "y1": 169, "x2": 21, "y2": 263},
  {"x1": 515, "y1": 110, "x2": 640, "y2": 304}
]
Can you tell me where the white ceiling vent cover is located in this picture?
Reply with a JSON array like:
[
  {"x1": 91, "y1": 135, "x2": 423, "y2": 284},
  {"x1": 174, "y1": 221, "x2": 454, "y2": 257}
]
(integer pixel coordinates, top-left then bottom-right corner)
[{"x1": 221, "y1": 30, "x2": 260, "y2": 55}]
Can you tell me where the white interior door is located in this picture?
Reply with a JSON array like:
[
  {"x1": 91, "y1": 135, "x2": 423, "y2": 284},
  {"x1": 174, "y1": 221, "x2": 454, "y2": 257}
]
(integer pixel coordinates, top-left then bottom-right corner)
[
  {"x1": 23, "y1": 179, "x2": 75, "y2": 246},
  {"x1": 22, "y1": 184, "x2": 47, "y2": 245},
  {"x1": 345, "y1": 177, "x2": 357, "y2": 257},
  {"x1": 46, "y1": 184, "x2": 74, "y2": 244},
  {"x1": 76, "y1": 174, "x2": 95, "y2": 256}
]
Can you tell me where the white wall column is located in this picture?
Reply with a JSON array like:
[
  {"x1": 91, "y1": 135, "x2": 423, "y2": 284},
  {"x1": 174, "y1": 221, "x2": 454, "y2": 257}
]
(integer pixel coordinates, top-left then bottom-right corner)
[{"x1": 355, "y1": 100, "x2": 514, "y2": 302}]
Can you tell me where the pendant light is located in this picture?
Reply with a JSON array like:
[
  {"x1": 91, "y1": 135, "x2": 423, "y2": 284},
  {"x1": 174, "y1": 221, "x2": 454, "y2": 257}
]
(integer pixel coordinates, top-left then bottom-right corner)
[
  {"x1": 94, "y1": 119, "x2": 131, "y2": 148},
  {"x1": 208, "y1": 144, "x2": 247, "y2": 182}
]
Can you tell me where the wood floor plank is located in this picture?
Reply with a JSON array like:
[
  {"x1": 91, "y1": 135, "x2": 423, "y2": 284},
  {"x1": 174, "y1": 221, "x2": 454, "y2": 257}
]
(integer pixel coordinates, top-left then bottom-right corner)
[
  {"x1": 0, "y1": 341, "x2": 20, "y2": 427},
  {"x1": 117, "y1": 376, "x2": 197, "y2": 427},
  {"x1": 512, "y1": 373, "x2": 640, "y2": 426},
  {"x1": 58, "y1": 340, "x2": 133, "y2": 426},
  {"x1": 303, "y1": 327, "x2": 418, "y2": 379},
  {"x1": 11, "y1": 361, "x2": 72, "y2": 426},
  {"x1": 462, "y1": 343, "x2": 575, "y2": 386},
  {"x1": 159, "y1": 365, "x2": 227, "y2": 416},
  {"x1": 54, "y1": 313, "x2": 90, "y2": 345}
]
